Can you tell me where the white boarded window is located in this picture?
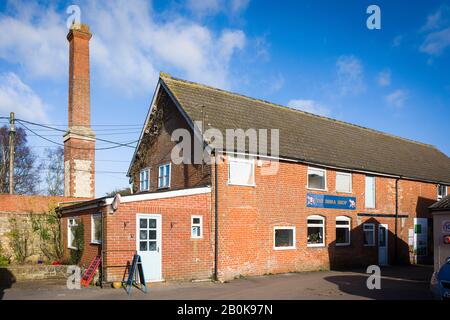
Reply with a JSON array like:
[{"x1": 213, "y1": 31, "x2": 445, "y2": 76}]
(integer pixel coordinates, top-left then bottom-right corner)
[
  {"x1": 363, "y1": 223, "x2": 375, "y2": 246},
  {"x1": 274, "y1": 227, "x2": 295, "y2": 250},
  {"x1": 307, "y1": 167, "x2": 326, "y2": 190},
  {"x1": 139, "y1": 168, "x2": 150, "y2": 191},
  {"x1": 336, "y1": 216, "x2": 351, "y2": 246},
  {"x1": 365, "y1": 176, "x2": 376, "y2": 208},
  {"x1": 228, "y1": 156, "x2": 255, "y2": 186},
  {"x1": 191, "y1": 216, "x2": 203, "y2": 239},
  {"x1": 307, "y1": 215, "x2": 325, "y2": 247},
  {"x1": 336, "y1": 172, "x2": 352, "y2": 193}
]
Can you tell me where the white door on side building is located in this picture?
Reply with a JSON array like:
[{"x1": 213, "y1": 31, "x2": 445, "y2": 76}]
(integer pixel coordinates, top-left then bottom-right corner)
[
  {"x1": 378, "y1": 224, "x2": 388, "y2": 266},
  {"x1": 136, "y1": 214, "x2": 162, "y2": 282}
]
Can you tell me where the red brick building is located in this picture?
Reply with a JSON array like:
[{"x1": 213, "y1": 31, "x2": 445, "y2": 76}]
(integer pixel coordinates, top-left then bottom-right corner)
[
  {"x1": 59, "y1": 72, "x2": 450, "y2": 283},
  {"x1": 58, "y1": 25, "x2": 450, "y2": 283}
]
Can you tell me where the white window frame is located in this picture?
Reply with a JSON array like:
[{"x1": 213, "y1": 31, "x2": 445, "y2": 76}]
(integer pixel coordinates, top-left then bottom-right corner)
[
  {"x1": 307, "y1": 167, "x2": 327, "y2": 191},
  {"x1": 91, "y1": 213, "x2": 102, "y2": 245},
  {"x1": 307, "y1": 215, "x2": 326, "y2": 247},
  {"x1": 363, "y1": 223, "x2": 375, "y2": 247},
  {"x1": 438, "y1": 184, "x2": 448, "y2": 200},
  {"x1": 191, "y1": 215, "x2": 203, "y2": 239},
  {"x1": 335, "y1": 216, "x2": 351, "y2": 246},
  {"x1": 158, "y1": 163, "x2": 171, "y2": 189},
  {"x1": 67, "y1": 218, "x2": 78, "y2": 250},
  {"x1": 365, "y1": 175, "x2": 376, "y2": 209},
  {"x1": 335, "y1": 171, "x2": 352, "y2": 193},
  {"x1": 273, "y1": 226, "x2": 296, "y2": 250},
  {"x1": 228, "y1": 156, "x2": 256, "y2": 187},
  {"x1": 139, "y1": 168, "x2": 150, "y2": 191}
]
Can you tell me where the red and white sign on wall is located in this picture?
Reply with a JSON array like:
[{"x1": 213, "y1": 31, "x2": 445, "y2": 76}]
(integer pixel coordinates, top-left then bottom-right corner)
[{"x1": 444, "y1": 235, "x2": 450, "y2": 245}]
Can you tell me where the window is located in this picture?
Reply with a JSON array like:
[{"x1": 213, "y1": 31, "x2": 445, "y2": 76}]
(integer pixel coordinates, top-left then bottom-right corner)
[
  {"x1": 91, "y1": 213, "x2": 102, "y2": 244},
  {"x1": 307, "y1": 215, "x2": 325, "y2": 247},
  {"x1": 228, "y1": 156, "x2": 255, "y2": 186},
  {"x1": 191, "y1": 216, "x2": 203, "y2": 239},
  {"x1": 365, "y1": 176, "x2": 376, "y2": 208},
  {"x1": 307, "y1": 167, "x2": 326, "y2": 190},
  {"x1": 336, "y1": 216, "x2": 351, "y2": 246},
  {"x1": 158, "y1": 163, "x2": 171, "y2": 189},
  {"x1": 363, "y1": 223, "x2": 375, "y2": 246},
  {"x1": 336, "y1": 172, "x2": 352, "y2": 193},
  {"x1": 68, "y1": 218, "x2": 78, "y2": 249},
  {"x1": 139, "y1": 168, "x2": 150, "y2": 191},
  {"x1": 274, "y1": 227, "x2": 296, "y2": 250},
  {"x1": 438, "y1": 184, "x2": 447, "y2": 200}
]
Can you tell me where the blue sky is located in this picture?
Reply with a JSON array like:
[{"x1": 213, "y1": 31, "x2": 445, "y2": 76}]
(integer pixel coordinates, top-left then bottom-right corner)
[{"x1": 0, "y1": 0, "x2": 449, "y2": 196}]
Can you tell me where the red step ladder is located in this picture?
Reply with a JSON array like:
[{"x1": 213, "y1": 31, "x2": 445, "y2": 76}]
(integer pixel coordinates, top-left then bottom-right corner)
[{"x1": 81, "y1": 255, "x2": 101, "y2": 287}]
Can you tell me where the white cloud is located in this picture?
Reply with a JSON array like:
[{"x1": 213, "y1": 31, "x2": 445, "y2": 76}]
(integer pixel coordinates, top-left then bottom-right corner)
[
  {"x1": 385, "y1": 89, "x2": 408, "y2": 108},
  {"x1": 0, "y1": 0, "x2": 248, "y2": 95},
  {"x1": 0, "y1": 3, "x2": 67, "y2": 79},
  {"x1": 421, "y1": 5, "x2": 450, "y2": 32},
  {"x1": 0, "y1": 72, "x2": 48, "y2": 122},
  {"x1": 420, "y1": 27, "x2": 450, "y2": 56},
  {"x1": 187, "y1": 0, "x2": 250, "y2": 17},
  {"x1": 268, "y1": 73, "x2": 284, "y2": 93},
  {"x1": 287, "y1": 99, "x2": 331, "y2": 117},
  {"x1": 377, "y1": 69, "x2": 391, "y2": 87},
  {"x1": 335, "y1": 55, "x2": 365, "y2": 96},
  {"x1": 187, "y1": 0, "x2": 222, "y2": 17},
  {"x1": 392, "y1": 35, "x2": 403, "y2": 47},
  {"x1": 230, "y1": 0, "x2": 251, "y2": 15},
  {"x1": 420, "y1": 5, "x2": 450, "y2": 56}
]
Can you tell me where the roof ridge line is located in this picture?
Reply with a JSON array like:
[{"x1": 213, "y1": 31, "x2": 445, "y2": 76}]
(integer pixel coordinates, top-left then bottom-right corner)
[{"x1": 159, "y1": 72, "x2": 437, "y2": 150}]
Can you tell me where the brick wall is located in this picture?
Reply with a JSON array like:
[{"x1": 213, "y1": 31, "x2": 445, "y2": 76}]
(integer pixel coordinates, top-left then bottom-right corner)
[
  {"x1": 61, "y1": 207, "x2": 103, "y2": 267},
  {"x1": 214, "y1": 154, "x2": 438, "y2": 281},
  {"x1": 61, "y1": 191, "x2": 213, "y2": 282},
  {"x1": 0, "y1": 195, "x2": 88, "y2": 262},
  {"x1": 130, "y1": 89, "x2": 211, "y2": 193}
]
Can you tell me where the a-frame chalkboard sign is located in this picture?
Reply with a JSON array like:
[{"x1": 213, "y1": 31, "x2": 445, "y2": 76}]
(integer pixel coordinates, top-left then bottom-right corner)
[{"x1": 123, "y1": 254, "x2": 148, "y2": 295}]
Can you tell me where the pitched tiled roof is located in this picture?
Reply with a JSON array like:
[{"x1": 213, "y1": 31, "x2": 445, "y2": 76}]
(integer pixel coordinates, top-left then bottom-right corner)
[
  {"x1": 430, "y1": 195, "x2": 450, "y2": 210},
  {"x1": 157, "y1": 73, "x2": 450, "y2": 184}
]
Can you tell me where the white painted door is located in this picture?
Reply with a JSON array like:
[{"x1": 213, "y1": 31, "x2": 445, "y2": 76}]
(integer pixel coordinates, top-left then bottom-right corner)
[
  {"x1": 136, "y1": 214, "x2": 162, "y2": 282},
  {"x1": 378, "y1": 224, "x2": 388, "y2": 266}
]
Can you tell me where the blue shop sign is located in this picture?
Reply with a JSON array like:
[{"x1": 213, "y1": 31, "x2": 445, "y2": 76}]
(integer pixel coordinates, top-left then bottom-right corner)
[{"x1": 306, "y1": 193, "x2": 356, "y2": 210}]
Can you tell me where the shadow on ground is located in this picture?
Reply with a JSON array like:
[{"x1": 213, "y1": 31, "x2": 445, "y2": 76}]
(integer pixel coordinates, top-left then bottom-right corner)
[
  {"x1": 0, "y1": 268, "x2": 16, "y2": 300},
  {"x1": 324, "y1": 265, "x2": 433, "y2": 300}
]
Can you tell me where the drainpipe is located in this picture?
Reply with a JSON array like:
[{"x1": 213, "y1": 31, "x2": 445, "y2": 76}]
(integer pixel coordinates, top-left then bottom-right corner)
[
  {"x1": 213, "y1": 151, "x2": 219, "y2": 281},
  {"x1": 394, "y1": 178, "x2": 399, "y2": 264}
]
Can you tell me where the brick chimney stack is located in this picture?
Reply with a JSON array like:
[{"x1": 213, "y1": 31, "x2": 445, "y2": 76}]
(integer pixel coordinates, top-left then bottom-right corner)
[{"x1": 64, "y1": 23, "x2": 95, "y2": 198}]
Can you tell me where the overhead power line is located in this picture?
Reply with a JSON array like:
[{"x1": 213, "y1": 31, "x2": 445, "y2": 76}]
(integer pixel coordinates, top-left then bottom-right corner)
[{"x1": 16, "y1": 120, "x2": 140, "y2": 151}]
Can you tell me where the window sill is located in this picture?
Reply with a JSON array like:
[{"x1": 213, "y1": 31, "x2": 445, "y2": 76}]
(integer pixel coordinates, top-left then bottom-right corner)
[
  {"x1": 158, "y1": 186, "x2": 170, "y2": 190},
  {"x1": 307, "y1": 244, "x2": 326, "y2": 248},
  {"x1": 274, "y1": 246, "x2": 296, "y2": 251},
  {"x1": 363, "y1": 244, "x2": 375, "y2": 247},
  {"x1": 191, "y1": 237, "x2": 203, "y2": 240},
  {"x1": 306, "y1": 187, "x2": 327, "y2": 192},
  {"x1": 68, "y1": 246, "x2": 78, "y2": 250},
  {"x1": 336, "y1": 243, "x2": 351, "y2": 247},
  {"x1": 90, "y1": 241, "x2": 102, "y2": 245},
  {"x1": 336, "y1": 190, "x2": 352, "y2": 194},
  {"x1": 227, "y1": 182, "x2": 256, "y2": 187}
]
